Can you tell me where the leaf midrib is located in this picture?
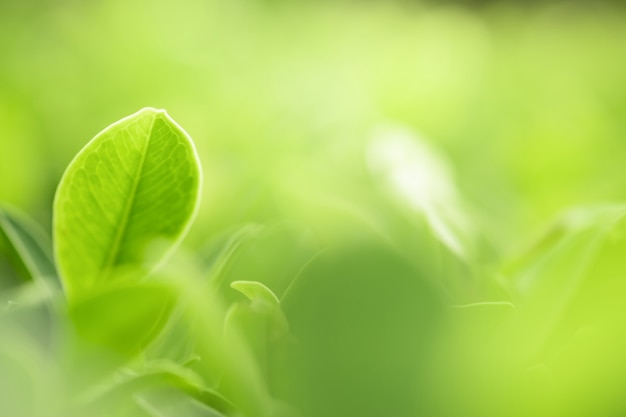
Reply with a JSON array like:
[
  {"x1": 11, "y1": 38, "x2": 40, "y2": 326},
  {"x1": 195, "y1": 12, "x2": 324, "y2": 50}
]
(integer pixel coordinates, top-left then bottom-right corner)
[{"x1": 99, "y1": 114, "x2": 157, "y2": 278}]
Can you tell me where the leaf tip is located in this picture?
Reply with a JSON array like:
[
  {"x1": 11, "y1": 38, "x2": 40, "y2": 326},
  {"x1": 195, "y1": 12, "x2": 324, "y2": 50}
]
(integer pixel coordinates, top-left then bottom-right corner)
[{"x1": 136, "y1": 107, "x2": 169, "y2": 119}]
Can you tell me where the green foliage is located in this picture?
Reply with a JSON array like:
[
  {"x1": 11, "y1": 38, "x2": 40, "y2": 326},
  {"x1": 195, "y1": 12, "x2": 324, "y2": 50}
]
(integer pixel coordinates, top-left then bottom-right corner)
[
  {"x1": 0, "y1": 206, "x2": 56, "y2": 284},
  {"x1": 81, "y1": 360, "x2": 235, "y2": 417},
  {"x1": 231, "y1": 280, "x2": 280, "y2": 307},
  {"x1": 3, "y1": 2, "x2": 626, "y2": 416},
  {"x1": 500, "y1": 206, "x2": 626, "y2": 416},
  {"x1": 280, "y1": 242, "x2": 445, "y2": 416},
  {"x1": 53, "y1": 108, "x2": 201, "y2": 299},
  {"x1": 0, "y1": 110, "x2": 274, "y2": 417},
  {"x1": 68, "y1": 282, "x2": 175, "y2": 357},
  {"x1": 4, "y1": 106, "x2": 626, "y2": 416}
]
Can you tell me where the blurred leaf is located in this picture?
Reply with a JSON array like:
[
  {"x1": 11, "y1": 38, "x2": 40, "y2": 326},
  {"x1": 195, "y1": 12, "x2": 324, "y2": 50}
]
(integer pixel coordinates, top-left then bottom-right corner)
[
  {"x1": 0, "y1": 206, "x2": 57, "y2": 283},
  {"x1": 495, "y1": 205, "x2": 626, "y2": 414},
  {"x1": 80, "y1": 360, "x2": 236, "y2": 417},
  {"x1": 280, "y1": 241, "x2": 445, "y2": 417},
  {"x1": 503, "y1": 205, "x2": 626, "y2": 356},
  {"x1": 231, "y1": 281, "x2": 279, "y2": 308},
  {"x1": 365, "y1": 125, "x2": 497, "y2": 303},
  {"x1": 152, "y1": 267, "x2": 274, "y2": 417},
  {"x1": 208, "y1": 223, "x2": 317, "y2": 306},
  {"x1": 68, "y1": 282, "x2": 175, "y2": 357},
  {"x1": 136, "y1": 386, "x2": 228, "y2": 417},
  {"x1": 53, "y1": 108, "x2": 202, "y2": 299},
  {"x1": 368, "y1": 123, "x2": 476, "y2": 261},
  {"x1": 144, "y1": 306, "x2": 197, "y2": 366},
  {"x1": 0, "y1": 281, "x2": 58, "y2": 356},
  {"x1": 226, "y1": 280, "x2": 290, "y2": 393},
  {"x1": 204, "y1": 225, "x2": 263, "y2": 292}
]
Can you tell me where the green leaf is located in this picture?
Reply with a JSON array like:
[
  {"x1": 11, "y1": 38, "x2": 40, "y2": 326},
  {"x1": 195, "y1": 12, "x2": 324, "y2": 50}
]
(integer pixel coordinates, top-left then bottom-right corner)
[
  {"x1": 68, "y1": 282, "x2": 175, "y2": 357},
  {"x1": 53, "y1": 108, "x2": 202, "y2": 299},
  {"x1": 174, "y1": 275, "x2": 274, "y2": 417},
  {"x1": 226, "y1": 281, "x2": 290, "y2": 390},
  {"x1": 231, "y1": 281, "x2": 279, "y2": 308},
  {"x1": 0, "y1": 206, "x2": 57, "y2": 282}
]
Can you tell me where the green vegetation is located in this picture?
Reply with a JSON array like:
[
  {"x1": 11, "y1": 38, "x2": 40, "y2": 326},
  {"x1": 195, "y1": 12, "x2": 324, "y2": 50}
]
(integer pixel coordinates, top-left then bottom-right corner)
[
  {"x1": 3, "y1": 1, "x2": 626, "y2": 416},
  {"x1": 54, "y1": 108, "x2": 201, "y2": 299}
]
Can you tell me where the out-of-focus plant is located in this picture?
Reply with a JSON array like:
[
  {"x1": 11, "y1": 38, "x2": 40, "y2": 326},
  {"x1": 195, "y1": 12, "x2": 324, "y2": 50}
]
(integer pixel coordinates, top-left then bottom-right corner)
[
  {"x1": 3, "y1": 3, "x2": 626, "y2": 415},
  {"x1": 4, "y1": 106, "x2": 626, "y2": 417},
  {"x1": 0, "y1": 109, "x2": 290, "y2": 417}
]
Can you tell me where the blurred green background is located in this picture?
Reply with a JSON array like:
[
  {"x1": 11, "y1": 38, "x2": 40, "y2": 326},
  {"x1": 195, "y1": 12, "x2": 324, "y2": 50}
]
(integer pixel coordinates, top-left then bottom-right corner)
[
  {"x1": 3, "y1": 0, "x2": 626, "y2": 416},
  {"x1": 3, "y1": 0, "x2": 626, "y2": 248}
]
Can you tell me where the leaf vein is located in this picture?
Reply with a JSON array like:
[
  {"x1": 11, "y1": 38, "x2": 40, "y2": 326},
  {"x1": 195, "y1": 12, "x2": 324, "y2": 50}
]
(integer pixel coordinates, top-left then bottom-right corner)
[{"x1": 98, "y1": 116, "x2": 157, "y2": 278}]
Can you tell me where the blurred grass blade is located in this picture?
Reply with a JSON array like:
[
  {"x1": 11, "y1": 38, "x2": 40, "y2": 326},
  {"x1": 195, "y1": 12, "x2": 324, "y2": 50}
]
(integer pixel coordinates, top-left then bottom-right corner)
[
  {"x1": 53, "y1": 108, "x2": 202, "y2": 299},
  {"x1": 0, "y1": 206, "x2": 57, "y2": 282}
]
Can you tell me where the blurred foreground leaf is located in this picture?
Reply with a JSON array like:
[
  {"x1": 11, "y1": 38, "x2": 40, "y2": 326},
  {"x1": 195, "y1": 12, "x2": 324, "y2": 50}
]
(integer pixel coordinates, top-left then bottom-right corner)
[
  {"x1": 0, "y1": 206, "x2": 56, "y2": 283},
  {"x1": 68, "y1": 282, "x2": 175, "y2": 357},
  {"x1": 503, "y1": 205, "x2": 626, "y2": 416},
  {"x1": 504, "y1": 205, "x2": 626, "y2": 355},
  {"x1": 280, "y1": 241, "x2": 445, "y2": 417}
]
